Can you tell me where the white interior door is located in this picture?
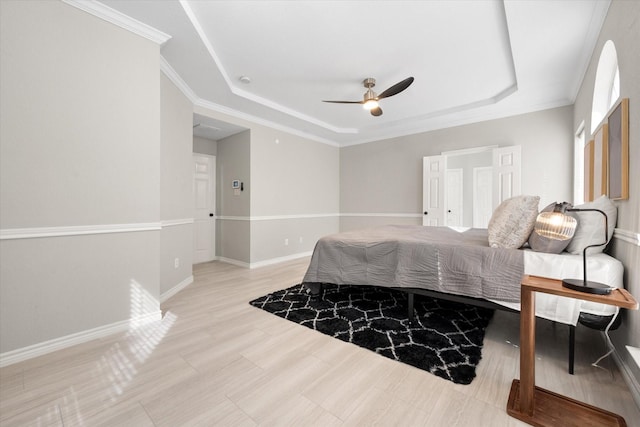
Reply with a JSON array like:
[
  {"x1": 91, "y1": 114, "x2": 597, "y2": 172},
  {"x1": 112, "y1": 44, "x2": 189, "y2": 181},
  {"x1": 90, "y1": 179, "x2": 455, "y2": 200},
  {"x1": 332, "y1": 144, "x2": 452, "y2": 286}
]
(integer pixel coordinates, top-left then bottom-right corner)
[
  {"x1": 446, "y1": 168, "x2": 463, "y2": 227},
  {"x1": 193, "y1": 154, "x2": 216, "y2": 264},
  {"x1": 492, "y1": 146, "x2": 522, "y2": 209},
  {"x1": 473, "y1": 166, "x2": 493, "y2": 228},
  {"x1": 423, "y1": 156, "x2": 445, "y2": 226}
]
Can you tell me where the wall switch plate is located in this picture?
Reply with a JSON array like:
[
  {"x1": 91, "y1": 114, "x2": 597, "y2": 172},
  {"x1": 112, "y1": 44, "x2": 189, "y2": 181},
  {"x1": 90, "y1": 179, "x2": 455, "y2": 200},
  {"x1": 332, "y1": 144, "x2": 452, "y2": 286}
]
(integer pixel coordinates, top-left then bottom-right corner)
[
  {"x1": 284, "y1": 238, "x2": 289, "y2": 246},
  {"x1": 174, "y1": 258, "x2": 179, "y2": 269}
]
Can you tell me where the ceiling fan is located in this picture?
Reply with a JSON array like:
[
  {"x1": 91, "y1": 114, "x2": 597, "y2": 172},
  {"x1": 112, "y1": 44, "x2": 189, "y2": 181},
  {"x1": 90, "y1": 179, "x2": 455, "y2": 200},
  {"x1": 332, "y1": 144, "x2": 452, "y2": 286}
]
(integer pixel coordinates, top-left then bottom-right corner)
[{"x1": 322, "y1": 76, "x2": 414, "y2": 117}]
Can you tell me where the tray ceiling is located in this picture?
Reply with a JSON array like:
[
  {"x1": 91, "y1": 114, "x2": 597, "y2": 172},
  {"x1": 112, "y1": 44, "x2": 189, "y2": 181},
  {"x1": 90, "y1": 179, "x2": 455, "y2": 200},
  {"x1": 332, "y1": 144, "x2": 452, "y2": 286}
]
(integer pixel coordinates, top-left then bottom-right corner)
[{"x1": 99, "y1": 0, "x2": 610, "y2": 146}]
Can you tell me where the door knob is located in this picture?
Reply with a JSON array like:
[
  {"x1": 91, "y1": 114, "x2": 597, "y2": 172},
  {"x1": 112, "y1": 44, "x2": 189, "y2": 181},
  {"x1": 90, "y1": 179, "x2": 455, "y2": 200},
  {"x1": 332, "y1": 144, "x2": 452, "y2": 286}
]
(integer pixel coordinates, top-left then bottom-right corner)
[
  {"x1": 448, "y1": 210, "x2": 452, "y2": 213},
  {"x1": 423, "y1": 211, "x2": 428, "y2": 215},
  {"x1": 209, "y1": 213, "x2": 214, "y2": 217}
]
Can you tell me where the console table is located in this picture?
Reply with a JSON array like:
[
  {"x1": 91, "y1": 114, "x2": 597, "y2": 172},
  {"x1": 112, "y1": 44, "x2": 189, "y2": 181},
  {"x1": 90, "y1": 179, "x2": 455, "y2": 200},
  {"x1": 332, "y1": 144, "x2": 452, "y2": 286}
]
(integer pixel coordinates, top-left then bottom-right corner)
[{"x1": 507, "y1": 275, "x2": 638, "y2": 427}]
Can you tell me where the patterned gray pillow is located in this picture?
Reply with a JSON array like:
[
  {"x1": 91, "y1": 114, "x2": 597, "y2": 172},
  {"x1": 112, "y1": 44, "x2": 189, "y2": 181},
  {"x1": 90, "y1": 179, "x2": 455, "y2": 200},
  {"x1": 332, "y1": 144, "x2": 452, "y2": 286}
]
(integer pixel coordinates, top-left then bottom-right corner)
[{"x1": 488, "y1": 195, "x2": 540, "y2": 249}]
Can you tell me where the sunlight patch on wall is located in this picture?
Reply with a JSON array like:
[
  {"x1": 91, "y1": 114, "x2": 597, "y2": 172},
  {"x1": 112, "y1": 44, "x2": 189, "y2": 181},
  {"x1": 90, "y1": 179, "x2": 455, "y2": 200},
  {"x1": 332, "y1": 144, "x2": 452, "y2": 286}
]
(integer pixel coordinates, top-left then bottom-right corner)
[
  {"x1": 41, "y1": 282, "x2": 177, "y2": 425},
  {"x1": 129, "y1": 279, "x2": 161, "y2": 328}
]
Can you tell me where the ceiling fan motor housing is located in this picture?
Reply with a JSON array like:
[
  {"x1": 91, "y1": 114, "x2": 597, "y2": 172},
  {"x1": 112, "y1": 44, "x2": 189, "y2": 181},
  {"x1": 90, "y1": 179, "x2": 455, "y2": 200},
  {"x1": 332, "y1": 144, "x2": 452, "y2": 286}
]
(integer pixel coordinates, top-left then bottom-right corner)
[
  {"x1": 363, "y1": 77, "x2": 376, "y2": 88},
  {"x1": 363, "y1": 78, "x2": 377, "y2": 101}
]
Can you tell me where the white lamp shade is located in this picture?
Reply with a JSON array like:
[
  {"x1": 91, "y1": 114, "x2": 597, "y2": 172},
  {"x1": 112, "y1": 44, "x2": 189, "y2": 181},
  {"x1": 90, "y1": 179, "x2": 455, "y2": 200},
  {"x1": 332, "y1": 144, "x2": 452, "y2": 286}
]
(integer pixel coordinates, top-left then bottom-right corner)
[{"x1": 534, "y1": 212, "x2": 577, "y2": 241}]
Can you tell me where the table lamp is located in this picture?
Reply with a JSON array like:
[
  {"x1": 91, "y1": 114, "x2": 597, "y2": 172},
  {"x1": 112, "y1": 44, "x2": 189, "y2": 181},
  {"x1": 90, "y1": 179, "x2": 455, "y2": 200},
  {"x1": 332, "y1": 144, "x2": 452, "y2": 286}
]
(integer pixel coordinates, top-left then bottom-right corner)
[{"x1": 533, "y1": 202, "x2": 612, "y2": 295}]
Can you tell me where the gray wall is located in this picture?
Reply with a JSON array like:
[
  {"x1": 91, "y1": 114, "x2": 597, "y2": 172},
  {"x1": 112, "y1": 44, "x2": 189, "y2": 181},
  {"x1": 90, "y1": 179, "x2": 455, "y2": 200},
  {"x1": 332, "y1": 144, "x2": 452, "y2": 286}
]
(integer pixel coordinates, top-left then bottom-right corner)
[
  {"x1": 195, "y1": 105, "x2": 341, "y2": 267},
  {"x1": 193, "y1": 136, "x2": 217, "y2": 156},
  {"x1": 0, "y1": 1, "x2": 161, "y2": 353},
  {"x1": 249, "y1": 124, "x2": 340, "y2": 264},
  {"x1": 216, "y1": 130, "x2": 251, "y2": 263},
  {"x1": 160, "y1": 74, "x2": 194, "y2": 296},
  {"x1": 573, "y1": 0, "x2": 640, "y2": 388},
  {"x1": 340, "y1": 106, "x2": 574, "y2": 231}
]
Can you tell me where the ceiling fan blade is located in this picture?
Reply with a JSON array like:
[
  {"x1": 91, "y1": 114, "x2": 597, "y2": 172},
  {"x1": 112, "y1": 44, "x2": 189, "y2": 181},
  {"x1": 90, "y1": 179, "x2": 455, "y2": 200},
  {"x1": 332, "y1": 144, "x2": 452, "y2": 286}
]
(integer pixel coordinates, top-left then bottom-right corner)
[
  {"x1": 370, "y1": 106, "x2": 383, "y2": 116},
  {"x1": 377, "y1": 77, "x2": 414, "y2": 99},
  {"x1": 322, "y1": 100, "x2": 364, "y2": 104}
]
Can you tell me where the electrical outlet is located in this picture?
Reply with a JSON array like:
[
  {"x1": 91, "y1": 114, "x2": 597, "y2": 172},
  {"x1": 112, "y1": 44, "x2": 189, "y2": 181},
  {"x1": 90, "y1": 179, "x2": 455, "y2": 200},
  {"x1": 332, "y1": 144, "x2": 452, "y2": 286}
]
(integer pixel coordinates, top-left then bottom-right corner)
[
  {"x1": 174, "y1": 258, "x2": 180, "y2": 269},
  {"x1": 284, "y1": 238, "x2": 289, "y2": 246}
]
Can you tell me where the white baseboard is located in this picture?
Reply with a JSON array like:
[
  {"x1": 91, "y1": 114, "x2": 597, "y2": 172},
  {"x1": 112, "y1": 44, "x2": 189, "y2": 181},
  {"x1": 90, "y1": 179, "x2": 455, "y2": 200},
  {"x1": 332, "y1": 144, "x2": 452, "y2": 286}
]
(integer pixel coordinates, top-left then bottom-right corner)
[
  {"x1": 249, "y1": 251, "x2": 313, "y2": 269},
  {"x1": 160, "y1": 275, "x2": 194, "y2": 303},
  {"x1": 0, "y1": 311, "x2": 161, "y2": 368},
  {"x1": 612, "y1": 344, "x2": 640, "y2": 410},
  {"x1": 217, "y1": 256, "x2": 251, "y2": 269},
  {"x1": 216, "y1": 251, "x2": 312, "y2": 270}
]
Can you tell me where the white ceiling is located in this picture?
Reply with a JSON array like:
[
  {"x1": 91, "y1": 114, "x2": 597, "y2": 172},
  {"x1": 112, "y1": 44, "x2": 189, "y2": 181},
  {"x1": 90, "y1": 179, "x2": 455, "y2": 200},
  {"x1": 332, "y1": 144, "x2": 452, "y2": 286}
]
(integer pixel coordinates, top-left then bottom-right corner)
[
  {"x1": 193, "y1": 114, "x2": 247, "y2": 141},
  {"x1": 100, "y1": 0, "x2": 610, "y2": 146}
]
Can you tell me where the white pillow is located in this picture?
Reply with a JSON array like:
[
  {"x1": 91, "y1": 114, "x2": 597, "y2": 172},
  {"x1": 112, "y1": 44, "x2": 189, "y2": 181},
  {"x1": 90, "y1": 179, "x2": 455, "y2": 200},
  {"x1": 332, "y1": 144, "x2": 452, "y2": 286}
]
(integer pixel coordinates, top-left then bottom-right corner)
[
  {"x1": 488, "y1": 195, "x2": 540, "y2": 249},
  {"x1": 566, "y1": 195, "x2": 617, "y2": 255}
]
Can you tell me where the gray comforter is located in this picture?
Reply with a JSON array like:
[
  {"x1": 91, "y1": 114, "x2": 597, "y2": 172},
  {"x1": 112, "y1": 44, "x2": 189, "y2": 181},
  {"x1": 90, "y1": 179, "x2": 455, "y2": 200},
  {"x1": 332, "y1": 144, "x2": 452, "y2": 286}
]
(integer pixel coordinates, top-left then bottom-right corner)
[{"x1": 302, "y1": 225, "x2": 524, "y2": 303}]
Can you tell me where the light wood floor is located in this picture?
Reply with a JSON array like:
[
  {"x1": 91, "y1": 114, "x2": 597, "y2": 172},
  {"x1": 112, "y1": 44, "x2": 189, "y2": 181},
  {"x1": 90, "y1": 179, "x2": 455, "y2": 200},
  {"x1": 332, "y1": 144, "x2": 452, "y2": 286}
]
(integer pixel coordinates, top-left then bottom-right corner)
[{"x1": 1, "y1": 258, "x2": 639, "y2": 426}]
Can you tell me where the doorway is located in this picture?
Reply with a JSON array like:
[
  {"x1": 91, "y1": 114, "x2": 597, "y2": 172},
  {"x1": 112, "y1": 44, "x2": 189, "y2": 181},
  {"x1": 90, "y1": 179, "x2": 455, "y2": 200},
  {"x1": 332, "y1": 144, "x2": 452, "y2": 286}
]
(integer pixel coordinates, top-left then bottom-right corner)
[{"x1": 423, "y1": 145, "x2": 521, "y2": 228}]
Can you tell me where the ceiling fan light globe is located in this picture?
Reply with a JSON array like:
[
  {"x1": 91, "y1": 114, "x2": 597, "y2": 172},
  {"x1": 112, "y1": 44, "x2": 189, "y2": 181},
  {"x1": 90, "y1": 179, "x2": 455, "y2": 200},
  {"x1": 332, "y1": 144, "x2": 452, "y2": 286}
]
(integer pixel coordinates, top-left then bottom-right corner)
[{"x1": 363, "y1": 100, "x2": 379, "y2": 110}]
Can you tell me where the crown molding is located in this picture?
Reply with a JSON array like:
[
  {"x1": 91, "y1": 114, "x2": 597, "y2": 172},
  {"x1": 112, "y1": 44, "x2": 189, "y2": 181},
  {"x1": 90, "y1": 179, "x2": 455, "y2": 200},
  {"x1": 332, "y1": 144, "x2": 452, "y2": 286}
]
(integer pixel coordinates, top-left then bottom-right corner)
[
  {"x1": 194, "y1": 98, "x2": 341, "y2": 147},
  {"x1": 178, "y1": 0, "x2": 517, "y2": 142},
  {"x1": 568, "y1": 0, "x2": 611, "y2": 103},
  {"x1": 339, "y1": 98, "x2": 573, "y2": 147},
  {"x1": 178, "y1": 0, "x2": 355, "y2": 136},
  {"x1": 62, "y1": 0, "x2": 171, "y2": 45},
  {"x1": 160, "y1": 57, "x2": 199, "y2": 103},
  {"x1": 159, "y1": 56, "x2": 340, "y2": 147}
]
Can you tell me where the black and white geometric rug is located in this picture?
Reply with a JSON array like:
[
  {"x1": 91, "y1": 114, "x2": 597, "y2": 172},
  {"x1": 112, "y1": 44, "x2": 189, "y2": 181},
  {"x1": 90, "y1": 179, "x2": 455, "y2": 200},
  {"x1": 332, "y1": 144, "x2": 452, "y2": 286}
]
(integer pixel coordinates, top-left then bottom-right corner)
[{"x1": 249, "y1": 284, "x2": 494, "y2": 385}]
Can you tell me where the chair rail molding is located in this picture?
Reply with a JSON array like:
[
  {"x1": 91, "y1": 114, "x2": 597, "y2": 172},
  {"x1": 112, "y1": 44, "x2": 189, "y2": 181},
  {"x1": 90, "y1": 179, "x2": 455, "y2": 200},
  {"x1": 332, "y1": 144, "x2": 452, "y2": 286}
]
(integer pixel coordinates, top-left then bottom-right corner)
[
  {"x1": 614, "y1": 228, "x2": 639, "y2": 246},
  {"x1": 217, "y1": 213, "x2": 339, "y2": 221},
  {"x1": 341, "y1": 213, "x2": 423, "y2": 218},
  {"x1": 160, "y1": 218, "x2": 194, "y2": 227},
  {"x1": 0, "y1": 223, "x2": 162, "y2": 240}
]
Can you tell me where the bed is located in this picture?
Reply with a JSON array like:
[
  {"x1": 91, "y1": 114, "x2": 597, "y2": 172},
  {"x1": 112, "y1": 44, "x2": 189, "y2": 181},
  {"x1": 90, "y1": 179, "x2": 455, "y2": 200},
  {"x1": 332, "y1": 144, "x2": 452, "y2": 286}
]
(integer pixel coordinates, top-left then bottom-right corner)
[{"x1": 301, "y1": 224, "x2": 623, "y2": 374}]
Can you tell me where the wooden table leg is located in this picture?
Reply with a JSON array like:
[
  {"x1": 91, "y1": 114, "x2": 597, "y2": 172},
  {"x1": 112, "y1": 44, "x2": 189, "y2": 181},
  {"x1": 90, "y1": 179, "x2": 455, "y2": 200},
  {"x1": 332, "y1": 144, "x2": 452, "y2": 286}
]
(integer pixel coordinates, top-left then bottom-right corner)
[
  {"x1": 507, "y1": 275, "x2": 632, "y2": 426},
  {"x1": 520, "y1": 286, "x2": 536, "y2": 416}
]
